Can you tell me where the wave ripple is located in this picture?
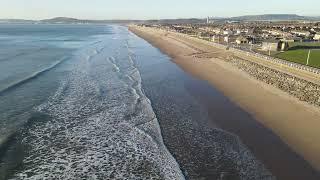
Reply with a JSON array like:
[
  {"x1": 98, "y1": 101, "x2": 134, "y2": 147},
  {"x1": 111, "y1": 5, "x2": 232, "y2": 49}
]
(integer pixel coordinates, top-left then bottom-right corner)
[{"x1": 12, "y1": 27, "x2": 184, "y2": 179}]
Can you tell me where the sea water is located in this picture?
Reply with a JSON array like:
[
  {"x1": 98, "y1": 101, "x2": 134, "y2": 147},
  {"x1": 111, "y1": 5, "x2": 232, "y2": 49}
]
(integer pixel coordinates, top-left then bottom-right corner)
[{"x1": 0, "y1": 24, "x2": 183, "y2": 179}]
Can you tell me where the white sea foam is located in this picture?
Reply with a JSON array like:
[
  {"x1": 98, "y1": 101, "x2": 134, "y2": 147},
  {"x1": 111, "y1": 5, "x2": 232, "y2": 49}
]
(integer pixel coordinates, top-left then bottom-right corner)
[
  {"x1": 108, "y1": 57, "x2": 120, "y2": 73},
  {"x1": 13, "y1": 27, "x2": 184, "y2": 179}
]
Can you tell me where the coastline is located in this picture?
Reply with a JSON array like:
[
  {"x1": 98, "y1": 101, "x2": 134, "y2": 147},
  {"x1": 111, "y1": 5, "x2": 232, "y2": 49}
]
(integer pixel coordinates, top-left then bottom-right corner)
[
  {"x1": 129, "y1": 25, "x2": 320, "y2": 175},
  {"x1": 133, "y1": 44, "x2": 274, "y2": 179}
]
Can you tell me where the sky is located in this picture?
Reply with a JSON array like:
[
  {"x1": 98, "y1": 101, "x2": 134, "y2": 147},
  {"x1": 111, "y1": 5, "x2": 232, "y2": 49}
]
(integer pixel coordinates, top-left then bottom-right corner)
[{"x1": 0, "y1": 0, "x2": 319, "y2": 20}]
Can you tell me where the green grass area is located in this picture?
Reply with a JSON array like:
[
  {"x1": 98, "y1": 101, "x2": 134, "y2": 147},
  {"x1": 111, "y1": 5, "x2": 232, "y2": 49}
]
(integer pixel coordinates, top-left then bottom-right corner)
[
  {"x1": 275, "y1": 49, "x2": 320, "y2": 68},
  {"x1": 288, "y1": 42, "x2": 320, "y2": 48},
  {"x1": 289, "y1": 42, "x2": 320, "y2": 50}
]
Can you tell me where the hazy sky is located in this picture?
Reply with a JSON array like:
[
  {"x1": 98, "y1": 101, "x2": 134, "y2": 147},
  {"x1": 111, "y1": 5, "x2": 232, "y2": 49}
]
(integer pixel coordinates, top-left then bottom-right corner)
[{"x1": 0, "y1": 0, "x2": 319, "y2": 20}]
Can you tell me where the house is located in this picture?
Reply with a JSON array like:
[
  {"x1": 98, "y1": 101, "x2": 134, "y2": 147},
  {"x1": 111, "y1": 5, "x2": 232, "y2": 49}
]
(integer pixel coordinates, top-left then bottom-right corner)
[
  {"x1": 198, "y1": 32, "x2": 211, "y2": 38},
  {"x1": 279, "y1": 41, "x2": 289, "y2": 51},
  {"x1": 314, "y1": 33, "x2": 320, "y2": 41},
  {"x1": 236, "y1": 36, "x2": 249, "y2": 44},
  {"x1": 261, "y1": 41, "x2": 280, "y2": 52},
  {"x1": 262, "y1": 29, "x2": 291, "y2": 38},
  {"x1": 261, "y1": 40, "x2": 289, "y2": 52},
  {"x1": 211, "y1": 35, "x2": 224, "y2": 43},
  {"x1": 263, "y1": 29, "x2": 282, "y2": 36},
  {"x1": 282, "y1": 37, "x2": 302, "y2": 43},
  {"x1": 211, "y1": 28, "x2": 222, "y2": 34},
  {"x1": 223, "y1": 30, "x2": 233, "y2": 35},
  {"x1": 199, "y1": 27, "x2": 221, "y2": 34},
  {"x1": 291, "y1": 30, "x2": 311, "y2": 37},
  {"x1": 223, "y1": 35, "x2": 237, "y2": 43},
  {"x1": 246, "y1": 36, "x2": 258, "y2": 44}
]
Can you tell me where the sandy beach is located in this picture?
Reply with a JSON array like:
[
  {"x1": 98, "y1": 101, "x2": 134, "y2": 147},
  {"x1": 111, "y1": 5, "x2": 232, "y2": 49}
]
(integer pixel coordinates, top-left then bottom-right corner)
[{"x1": 129, "y1": 25, "x2": 320, "y2": 175}]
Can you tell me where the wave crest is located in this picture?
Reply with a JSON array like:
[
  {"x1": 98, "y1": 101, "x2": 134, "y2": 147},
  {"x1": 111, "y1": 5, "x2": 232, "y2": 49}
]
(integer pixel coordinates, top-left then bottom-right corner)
[{"x1": 13, "y1": 27, "x2": 184, "y2": 179}]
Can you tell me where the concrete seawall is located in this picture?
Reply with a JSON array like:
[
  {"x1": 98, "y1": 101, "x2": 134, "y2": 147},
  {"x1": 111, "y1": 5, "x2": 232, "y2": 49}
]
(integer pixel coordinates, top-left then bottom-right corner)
[{"x1": 224, "y1": 54, "x2": 320, "y2": 107}]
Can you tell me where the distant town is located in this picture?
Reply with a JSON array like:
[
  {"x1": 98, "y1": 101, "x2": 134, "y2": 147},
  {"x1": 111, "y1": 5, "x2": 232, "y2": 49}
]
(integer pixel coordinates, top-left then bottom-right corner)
[
  {"x1": 1, "y1": 14, "x2": 319, "y2": 68},
  {"x1": 139, "y1": 17, "x2": 320, "y2": 68}
]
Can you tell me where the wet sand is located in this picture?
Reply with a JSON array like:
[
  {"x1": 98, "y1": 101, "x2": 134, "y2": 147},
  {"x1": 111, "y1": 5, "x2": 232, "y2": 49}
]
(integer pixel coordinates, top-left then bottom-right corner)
[
  {"x1": 186, "y1": 78, "x2": 319, "y2": 180},
  {"x1": 129, "y1": 25, "x2": 320, "y2": 179},
  {"x1": 136, "y1": 52, "x2": 273, "y2": 179}
]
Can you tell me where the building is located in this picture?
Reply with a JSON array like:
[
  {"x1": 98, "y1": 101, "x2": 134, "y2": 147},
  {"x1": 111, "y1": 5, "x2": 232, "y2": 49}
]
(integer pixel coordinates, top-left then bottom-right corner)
[
  {"x1": 263, "y1": 29, "x2": 282, "y2": 36},
  {"x1": 262, "y1": 29, "x2": 291, "y2": 38},
  {"x1": 224, "y1": 35, "x2": 237, "y2": 43},
  {"x1": 280, "y1": 41, "x2": 289, "y2": 51},
  {"x1": 206, "y1": 17, "x2": 214, "y2": 24},
  {"x1": 291, "y1": 30, "x2": 311, "y2": 37},
  {"x1": 314, "y1": 33, "x2": 320, "y2": 41},
  {"x1": 236, "y1": 36, "x2": 249, "y2": 44},
  {"x1": 246, "y1": 36, "x2": 258, "y2": 44},
  {"x1": 282, "y1": 37, "x2": 302, "y2": 43},
  {"x1": 262, "y1": 41, "x2": 279, "y2": 52},
  {"x1": 211, "y1": 35, "x2": 224, "y2": 43},
  {"x1": 223, "y1": 30, "x2": 233, "y2": 35},
  {"x1": 209, "y1": 28, "x2": 221, "y2": 34},
  {"x1": 261, "y1": 40, "x2": 289, "y2": 52},
  {"x1": 235, "y1": 29, "x2": 252, "y2": 35},
  {"x1": 199, "y1": 27, "x2": 221, "y2": 34},
  {"x1": 198, "y1": 32, "x2": 212, "y2": 41}
]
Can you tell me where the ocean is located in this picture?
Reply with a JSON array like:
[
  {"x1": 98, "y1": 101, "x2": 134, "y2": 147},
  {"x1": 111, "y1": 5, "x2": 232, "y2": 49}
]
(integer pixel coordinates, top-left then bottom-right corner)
[
  {"x1": 0, "y1": 24, "x2": 183, "y2": 179},
  {"x1": 1, "y1": 24, "x2": 318, "y2": 180}
]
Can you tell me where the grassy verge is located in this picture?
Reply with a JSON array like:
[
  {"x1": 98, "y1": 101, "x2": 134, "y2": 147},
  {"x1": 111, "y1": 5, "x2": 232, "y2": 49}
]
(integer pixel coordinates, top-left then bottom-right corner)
[
  {"x1": 275, "y1": 49, "x2": 320, "y2": 69},
  {"x1": 288, "y1": 42, "x2": 320, "y2": 48}
]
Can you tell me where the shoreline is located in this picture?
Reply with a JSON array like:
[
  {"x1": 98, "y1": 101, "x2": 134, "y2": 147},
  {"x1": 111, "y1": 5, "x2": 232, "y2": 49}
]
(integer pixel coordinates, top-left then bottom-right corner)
[
  {"x1": 135, "y1": 49, "x2": 274, "y2": 179},
  {"x1": 129, "y1": 25, "x2": 320, "y2": 176},
  {"x1": 184, "y1": 78, "x2": 319, "y2": 180}
]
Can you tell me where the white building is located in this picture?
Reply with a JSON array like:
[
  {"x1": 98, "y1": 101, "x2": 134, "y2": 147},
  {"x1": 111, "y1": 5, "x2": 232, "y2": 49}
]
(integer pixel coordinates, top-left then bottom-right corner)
[
  {"x1": 314, "y1": 33, "x2": 320, "y2": 41},
  {"x1": 235, "y1": 29, "x2": 249, "y2": 35},
  {"x1": 223, "y1": 30, "x2": 233, "y2": 35},
  {"x1": 263, "y1": 29, "x2": 282, "y2": 36},
  {"x1": 262, "y1": 41, "x2": 280, "y2": 52},
  {"x1": 223, "y1": 35, "x2": 237, "y2": 43},
  {"x1": 211, "y1": 28, "x2": 221, "y2": 34},
  {"x1": 261, "y1": 40, "x2": 288, "y2": 52},
  {"x1": 199, "y1": 27, "x2": 221, "y2": 34},
  {"x1": 291, "y1": 30, "x2": 311, "y2": 37},
  {"x1": 206, "y1": 17, "x2": 214, "y2": 24}
]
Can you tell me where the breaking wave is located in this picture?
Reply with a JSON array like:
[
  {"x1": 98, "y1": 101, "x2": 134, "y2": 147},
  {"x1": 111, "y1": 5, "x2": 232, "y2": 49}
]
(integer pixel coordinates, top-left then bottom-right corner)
[
  {"x1": 0, "y1": 57, "x2": 67, "y2": 95},
  {"x1": 12, "y1": 27, "x2": 184, "y2": 179}
]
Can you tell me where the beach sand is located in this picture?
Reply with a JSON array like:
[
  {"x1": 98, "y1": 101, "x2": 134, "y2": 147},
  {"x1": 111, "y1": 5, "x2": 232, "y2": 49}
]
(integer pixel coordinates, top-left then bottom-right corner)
[{"x1": 129, "y1": 26, "x2": 320, "y2": 176}]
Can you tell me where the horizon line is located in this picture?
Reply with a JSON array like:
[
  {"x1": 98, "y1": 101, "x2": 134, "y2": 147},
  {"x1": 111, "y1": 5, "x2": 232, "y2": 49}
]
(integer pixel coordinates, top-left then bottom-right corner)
[{"x1": 1, "y1": 13, "x2": 320, "y2": 21}]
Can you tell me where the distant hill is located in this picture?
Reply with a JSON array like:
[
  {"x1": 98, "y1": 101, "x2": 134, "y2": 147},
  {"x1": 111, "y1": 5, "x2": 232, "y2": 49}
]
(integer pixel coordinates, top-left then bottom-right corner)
[
  {"x1": 39, "y1": 17, "x2": 206, "y2": 25},
  {"x1": 0, "y1": 19, "x2": 36, "y2": 23},
  {"x1": 144, "y1": 18, "x2": 205, "y2": 24},
  {"x1": 151, "y1": 15, "x2": 320, "y2": 24},
  {"x1": 1, "y1": 14, "x2": 319, "y2": 25},
  {"x1": 220, "y1": 14, "x2": 320, "y2": 21},
  {"x1": 40, "y1": 17, "x2": 143, "y2": 24},
  {"x1": 41, "y1": 17, "x2": 80, "y2": 23}
]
